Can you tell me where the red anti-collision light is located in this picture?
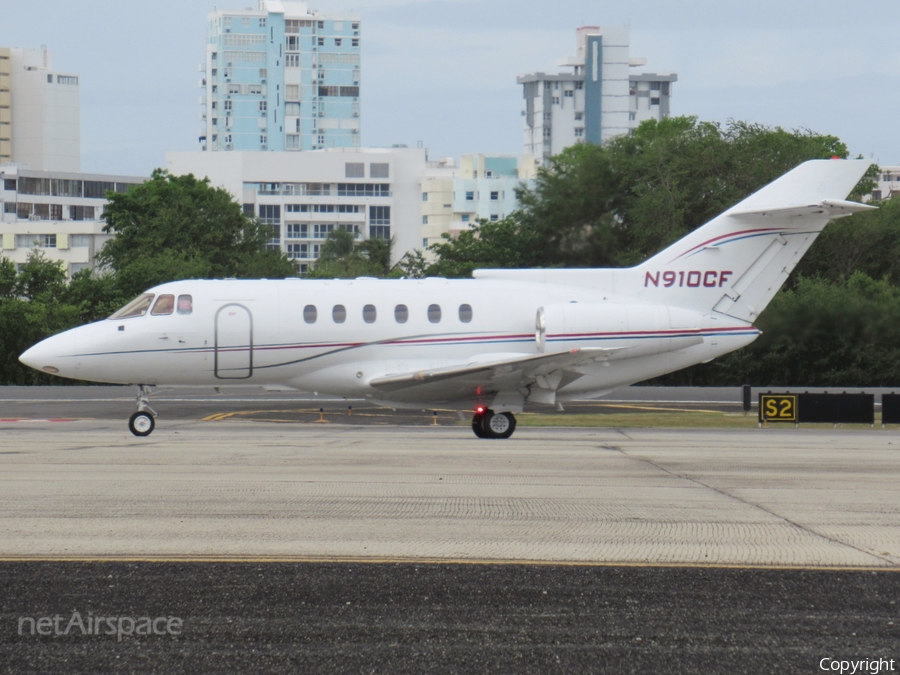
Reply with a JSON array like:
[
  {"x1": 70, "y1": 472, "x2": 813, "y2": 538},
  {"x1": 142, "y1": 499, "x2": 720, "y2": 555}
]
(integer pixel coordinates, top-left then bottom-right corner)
[{"x1": 475, "y1": 406, "x2": 485, "y2": 414}]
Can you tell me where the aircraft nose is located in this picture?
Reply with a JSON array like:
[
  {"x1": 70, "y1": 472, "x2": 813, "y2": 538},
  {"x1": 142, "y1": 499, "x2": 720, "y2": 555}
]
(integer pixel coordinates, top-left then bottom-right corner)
[{"x1": 19, "y1": 331, "x2": 77, "y2": 376}]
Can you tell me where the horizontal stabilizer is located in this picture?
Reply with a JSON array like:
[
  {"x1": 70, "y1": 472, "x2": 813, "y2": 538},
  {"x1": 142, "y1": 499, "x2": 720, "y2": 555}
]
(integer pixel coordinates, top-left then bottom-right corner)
[{"x1": 729, "y1": 199, "x2": 877, "y2": 219}]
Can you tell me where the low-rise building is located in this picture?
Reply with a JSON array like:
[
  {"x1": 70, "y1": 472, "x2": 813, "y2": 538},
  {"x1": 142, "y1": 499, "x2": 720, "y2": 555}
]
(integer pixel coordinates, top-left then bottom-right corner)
[
  {"x1": 872, "y1": 166, "x2": 900, "y2": 202},
  {"x1": 166, "y1": 147, "x2": 427, "y2": 274},
  {"x1": 420, "y1": 154, "x2": 538, "y2": 247},
  {"x1": 0, "y1": 165, "x2": 145, "y2": 275}
]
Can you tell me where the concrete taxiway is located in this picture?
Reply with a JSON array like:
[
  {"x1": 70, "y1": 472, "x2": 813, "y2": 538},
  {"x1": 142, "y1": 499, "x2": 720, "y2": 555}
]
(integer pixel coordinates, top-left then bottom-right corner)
[
  {"x1": 4, "y1": 414, "x2": 900, "y2": 673},
  {"x1": 1, "y1": 421, "x2": 898, "y2": 567}
]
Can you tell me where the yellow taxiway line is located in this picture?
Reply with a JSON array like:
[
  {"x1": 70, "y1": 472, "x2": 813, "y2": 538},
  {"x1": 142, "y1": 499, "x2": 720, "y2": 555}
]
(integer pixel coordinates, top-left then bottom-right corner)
[{"x1": 0, "y1": 555, "x2": 897, "y2": 571}]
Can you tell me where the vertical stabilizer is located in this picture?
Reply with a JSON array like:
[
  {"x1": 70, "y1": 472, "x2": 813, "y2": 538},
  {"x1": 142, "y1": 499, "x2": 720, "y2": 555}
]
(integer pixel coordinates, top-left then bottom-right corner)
[{"x1": 631, "y1": 159, "x2": 874, "y2": 321}]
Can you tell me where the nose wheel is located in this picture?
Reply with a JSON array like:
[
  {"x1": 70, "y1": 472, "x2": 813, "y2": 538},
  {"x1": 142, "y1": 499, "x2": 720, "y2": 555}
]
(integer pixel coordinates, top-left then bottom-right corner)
[
  {"x1": 129, "y1": 411, "x2": 155, "y2": 436},
  {"x1": 471, "y1": 408, "x2": 517, "y2": 439},
  {"x1": 129, "y1": 385, "x2": 158, "y2": 437}
]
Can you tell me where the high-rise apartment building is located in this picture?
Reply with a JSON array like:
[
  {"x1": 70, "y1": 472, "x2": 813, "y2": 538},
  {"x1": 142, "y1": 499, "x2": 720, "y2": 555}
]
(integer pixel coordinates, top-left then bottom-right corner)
[
  {"x1": 0, "y1": 46, "x2": 80, "y2": 172},
  {"x1": 200, "y1": 1, "x2": 361, "y2": 153},
  {"x1": 518, "y1": 26, "x2": 676, "y2": 163},
  {"x1": 0, "y1": 48, "x2": 10, "y2": 165}
]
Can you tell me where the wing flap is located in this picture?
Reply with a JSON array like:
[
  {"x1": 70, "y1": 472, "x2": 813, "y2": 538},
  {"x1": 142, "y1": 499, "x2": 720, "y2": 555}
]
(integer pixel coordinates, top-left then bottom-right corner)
[{"x1": 369, "y1": 348, "x2": 622, "y2": 394}]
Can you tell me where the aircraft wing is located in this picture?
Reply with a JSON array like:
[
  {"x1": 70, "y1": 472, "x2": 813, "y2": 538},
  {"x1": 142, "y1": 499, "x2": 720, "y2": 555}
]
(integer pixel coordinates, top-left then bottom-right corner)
[{"x1": 368, "y1": 348, "x2": 622, "y2": 399}]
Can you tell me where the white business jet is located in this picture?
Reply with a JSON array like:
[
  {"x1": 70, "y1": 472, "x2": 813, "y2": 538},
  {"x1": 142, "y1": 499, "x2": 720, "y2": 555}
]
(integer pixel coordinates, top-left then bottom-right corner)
[{"x1": 20, "y1": 159, "x2": 874, "y2": 438}]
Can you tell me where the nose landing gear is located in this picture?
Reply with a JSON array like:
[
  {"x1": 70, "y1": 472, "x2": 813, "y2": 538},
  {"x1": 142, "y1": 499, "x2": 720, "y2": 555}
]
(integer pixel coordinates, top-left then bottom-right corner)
[
  {"x1": 471, "y1": 407, "x2": 517, "y2": 439},
  {"x1": 128, "y1": 385, "x2": 157, "y2": 437}
]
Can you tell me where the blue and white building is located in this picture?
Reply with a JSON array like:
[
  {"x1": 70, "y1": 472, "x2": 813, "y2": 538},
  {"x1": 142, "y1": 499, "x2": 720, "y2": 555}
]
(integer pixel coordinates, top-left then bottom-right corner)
[
  {"x1": 200, "y1": 1, "x2": 361, "y2": 153},
  {"x1": 420, "y1": 154, "x2": 538, "y2": 247}
]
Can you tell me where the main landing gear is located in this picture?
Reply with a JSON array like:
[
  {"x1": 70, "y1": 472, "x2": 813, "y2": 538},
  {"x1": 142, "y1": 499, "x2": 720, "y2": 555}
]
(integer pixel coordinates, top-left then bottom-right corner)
[
  {"x1": 128, "y1": 385, "x2": 157, "y2": 437},
  {"x1": 471, "y1": 407, "x2": 517, "y2": 439}
]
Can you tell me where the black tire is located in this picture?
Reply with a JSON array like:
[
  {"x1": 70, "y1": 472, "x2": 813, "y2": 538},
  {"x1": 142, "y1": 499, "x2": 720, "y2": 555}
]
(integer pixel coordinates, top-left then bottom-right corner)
[
  {"x1": 129, "y1": 411, "x2": 155, "y2": 437},
  {"x1": 481, "y1": 411, "x2": 516, "y2": 439},
  {"x1": 472, "y1": 413, "x2": 487, "y2": 438}
]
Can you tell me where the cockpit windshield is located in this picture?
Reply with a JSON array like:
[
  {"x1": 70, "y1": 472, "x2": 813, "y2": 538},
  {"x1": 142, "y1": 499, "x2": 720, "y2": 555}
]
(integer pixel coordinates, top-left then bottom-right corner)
[
  {"x1": 151, "y1": 294, "x2": 175, "y2": 316},
  {"x1": 108, "y1": 293, "x2": 155, "y2": 320}
]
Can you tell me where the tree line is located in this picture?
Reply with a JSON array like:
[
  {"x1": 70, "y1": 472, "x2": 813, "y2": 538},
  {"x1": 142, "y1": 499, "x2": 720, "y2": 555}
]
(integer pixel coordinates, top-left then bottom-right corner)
[{"x1": 2, "y1": 117, "x2": 897, "y2": 386}]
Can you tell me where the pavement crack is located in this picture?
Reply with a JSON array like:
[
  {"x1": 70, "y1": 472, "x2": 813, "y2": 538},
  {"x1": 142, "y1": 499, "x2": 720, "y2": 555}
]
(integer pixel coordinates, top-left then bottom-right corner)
[{"x1": 613, "y1": 447, "x2": 899, "y2": 568}]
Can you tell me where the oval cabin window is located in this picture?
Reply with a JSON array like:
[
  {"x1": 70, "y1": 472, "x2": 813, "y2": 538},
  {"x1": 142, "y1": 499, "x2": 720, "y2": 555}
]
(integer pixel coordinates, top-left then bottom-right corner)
[
  {"x1": 428, "y1": 304, "x2": 441, "y2": 323},
  {"x1": 363, "y1": 304, "x2": 377, "y2": 323},
  {"x1": 303, "y1": 305, "x2": 317, "y2": 324},
  {"x1": 459, "y1": 304, "x2": 473, "y2": 323},
  {"x1": 332, "y1": 305, "x2": 346, "y2": 324},
  {"x1": 394, "y1": 304, "x2": 408, "y2": 323}
]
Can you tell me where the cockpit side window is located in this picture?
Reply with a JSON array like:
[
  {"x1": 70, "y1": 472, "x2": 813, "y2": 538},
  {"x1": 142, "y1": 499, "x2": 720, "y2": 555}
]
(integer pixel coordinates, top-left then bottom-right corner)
[
  {"x1": 177, "y1": 295, "x2": 193, "y2": 315},
  {"x1": 109, "y1": 293, "x2": 155, "y2": 319},
  {"x1": 151, "y1": 294, "x2": 175, "y2": 316}
]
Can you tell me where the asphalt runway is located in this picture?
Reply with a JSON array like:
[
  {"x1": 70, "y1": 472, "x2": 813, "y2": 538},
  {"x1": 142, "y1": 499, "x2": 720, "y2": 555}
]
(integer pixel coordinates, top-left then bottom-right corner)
[
  {"x1": 3, "y1": 562, "x2": 899, "y2": 674},
  {"x1": 2, "y1": 402, "x2": 900, "y2": 672}
]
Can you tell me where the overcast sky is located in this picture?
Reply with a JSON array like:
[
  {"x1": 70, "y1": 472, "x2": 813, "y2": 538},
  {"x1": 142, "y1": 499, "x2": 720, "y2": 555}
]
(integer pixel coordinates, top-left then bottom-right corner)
[{"x1": 1, "y1": 0, "x2": 897, "y2": 177}]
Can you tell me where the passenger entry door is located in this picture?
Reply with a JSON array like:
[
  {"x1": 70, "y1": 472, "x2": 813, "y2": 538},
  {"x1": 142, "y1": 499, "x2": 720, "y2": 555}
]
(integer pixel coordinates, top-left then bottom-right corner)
[{"x1": 215, "y1": 304, "x2": 253, "y2": 379}]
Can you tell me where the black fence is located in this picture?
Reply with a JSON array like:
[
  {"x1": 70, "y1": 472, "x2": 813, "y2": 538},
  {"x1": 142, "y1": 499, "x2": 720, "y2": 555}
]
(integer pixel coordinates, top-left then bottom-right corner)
[
  {"x1": 882, "y1": 394, "x2": 900, "y2": 425},
  {"x1": 759, "y1": 392, "x2": 875, "y2": 425},
  {"x1": 797, "y1": 393, "x2": 874, "y2": 424}
]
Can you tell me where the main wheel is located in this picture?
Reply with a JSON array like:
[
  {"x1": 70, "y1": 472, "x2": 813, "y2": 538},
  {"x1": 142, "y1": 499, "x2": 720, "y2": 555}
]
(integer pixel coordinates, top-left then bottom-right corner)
[
  {"x1": 480, "y1": 411, "x2": 516, "y2": 439},
  {"x1": 472, "y1": 413, "x2": 487, "y2": 438},
  {"x1": 129, "y1": 411, "x2": 155, "y2": 437}
]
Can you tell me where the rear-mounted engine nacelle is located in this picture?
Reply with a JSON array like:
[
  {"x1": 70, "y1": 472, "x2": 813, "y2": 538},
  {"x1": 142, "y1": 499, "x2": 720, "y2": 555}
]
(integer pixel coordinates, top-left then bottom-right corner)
[{"x1": 535, "y1": 303, "x2": 705, "y2": 353}]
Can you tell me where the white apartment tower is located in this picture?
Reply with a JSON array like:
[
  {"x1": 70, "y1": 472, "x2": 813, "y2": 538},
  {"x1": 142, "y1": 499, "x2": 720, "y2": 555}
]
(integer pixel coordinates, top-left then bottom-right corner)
[
  {"x1": 518, "y1": 27, "x2": 676, "y2": 163},
  {"x1": 0, "y1": 48, "x2": 10, "y2": 164},
  {"x1": 0, "y1": 46, "x2": 80, "y2": 172},
  {"x1": 201, "y1": 1, "x2": 361, "y2": 153}
]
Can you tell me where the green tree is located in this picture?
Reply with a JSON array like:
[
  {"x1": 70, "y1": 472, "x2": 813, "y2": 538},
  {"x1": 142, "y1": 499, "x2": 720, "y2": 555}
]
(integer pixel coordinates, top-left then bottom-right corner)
[
  {"x1": 307, "y1": 229, "x2": 376, "y2": 279},
  {"x1": 391, "y1": 249, "x2": 429, "y2": 279},
  {"x1": 61, "y1": 269, "x2": 129, "y2": 325},
  {"x1": 306, "y1": 230, "x2": 402, "y2": 279},
  {"x1": 514, "y1": 143, "x2": 620, "y2": 267},
  {"x1": 428, "y1": 117, "x2": 862, "y2": 274},
  {"x1": 426, "y1": 216, "x2": 551, "y2": 278},
  {"x1": 356, "y1": 237, "x2": 393, "y2": 277},
  {"x1": 13, "y1": 248, "x2": 67, "y2": 300},
  {"x1": 0, "y1": 256, "x2": 17, "y2": 299},
  {"x1": 98, "y1": 169, "x2": 294, "y2": 297},
  {"x1": 794, "y1": 194, "x2": 900, "y2": 286},
  {"x1": 650, "y1": 273, "x2": 900, "y2": 387},
  {"x1": 0, "y1": 252, "x2": 83, "y2": 385}
]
